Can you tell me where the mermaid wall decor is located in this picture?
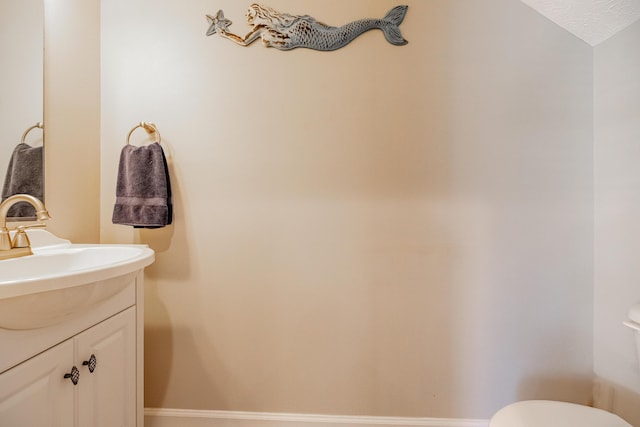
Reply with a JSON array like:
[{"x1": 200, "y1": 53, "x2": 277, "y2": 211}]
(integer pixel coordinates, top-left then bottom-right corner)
[{"x1": 205, "y1": 4, "x2": 408, "y2": 51}]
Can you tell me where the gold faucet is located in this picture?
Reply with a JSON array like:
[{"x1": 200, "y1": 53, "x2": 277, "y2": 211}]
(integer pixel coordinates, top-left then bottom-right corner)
[{"x1": 0, "y1": 194, "x2": 51, "y2": 260}]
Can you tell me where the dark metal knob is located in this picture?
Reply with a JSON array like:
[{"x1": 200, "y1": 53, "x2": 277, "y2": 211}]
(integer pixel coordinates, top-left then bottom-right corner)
[
  {"x1": 82, "y1": 354, "x2": 97, "y2": 373},
  {"x1": 64, "y1": 366, "x2": 80, "y2": 385}
]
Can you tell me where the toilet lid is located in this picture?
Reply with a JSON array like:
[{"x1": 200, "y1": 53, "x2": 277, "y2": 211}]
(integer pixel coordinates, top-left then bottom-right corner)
[{"x1": 489, "y1": 400, "x2": 632, "y2": 427}]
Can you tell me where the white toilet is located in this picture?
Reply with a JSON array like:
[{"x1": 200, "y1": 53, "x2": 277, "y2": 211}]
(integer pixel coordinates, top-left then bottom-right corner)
[
  {"x1": 489, "y1": 400, "x2": 631, "y2": 427},
  {"x1": 489, "y1": 303, "x2": 640, "y2": 427}
]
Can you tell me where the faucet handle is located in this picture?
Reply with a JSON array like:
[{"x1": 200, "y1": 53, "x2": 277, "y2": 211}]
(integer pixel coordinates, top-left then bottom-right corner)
[{"x1": 12, "y1": 223, "x2": 46, "y2": 248}]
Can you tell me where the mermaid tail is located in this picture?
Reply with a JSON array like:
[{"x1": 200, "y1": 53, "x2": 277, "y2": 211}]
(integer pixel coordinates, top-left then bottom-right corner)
[
  {"x1": 287, "y1": 5, "x2": 409, "y2": 51},
  {"x1": 381, "y1": 5, "x2": 408, "y2": 46}
]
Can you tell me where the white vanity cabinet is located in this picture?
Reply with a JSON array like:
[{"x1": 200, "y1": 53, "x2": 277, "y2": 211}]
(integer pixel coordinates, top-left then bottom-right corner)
[
  {"x1": 77, "y1": 307, "x2": 136, "y2": 427},
  {"x1": 0, "y1": 269, "x2": 146, "y2": 427},
  {"x1": 0, "y1": 337, "x2": 74, "y2": 426}
]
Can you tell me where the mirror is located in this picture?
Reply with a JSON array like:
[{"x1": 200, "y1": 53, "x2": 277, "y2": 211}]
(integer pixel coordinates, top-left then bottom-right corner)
[{"x1": 0, "y1": 0, "x2": 44, "y2": 220}]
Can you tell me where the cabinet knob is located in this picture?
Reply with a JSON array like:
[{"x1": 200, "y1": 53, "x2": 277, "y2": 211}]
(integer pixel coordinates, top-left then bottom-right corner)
[
  {"x1": 64, "y1": 366, "x2": 80, "y2": 385},
  {"x1": 82, "y1": 354, "x2": 97, "y2": 373}
]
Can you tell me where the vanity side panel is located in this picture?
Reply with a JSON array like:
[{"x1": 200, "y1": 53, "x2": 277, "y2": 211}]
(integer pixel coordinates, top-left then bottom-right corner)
[{"x1": 135, "y1": 271, "x2": 144, "y2": 427}]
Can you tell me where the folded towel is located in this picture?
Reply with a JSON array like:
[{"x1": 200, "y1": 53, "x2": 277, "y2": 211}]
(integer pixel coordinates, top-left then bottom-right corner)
[
  {"x1": 1, "y1": 143, "x2": 44, "y2": 218},
  {"x1": 112, "y1": 142, "x2": 172, "y2": 228}
]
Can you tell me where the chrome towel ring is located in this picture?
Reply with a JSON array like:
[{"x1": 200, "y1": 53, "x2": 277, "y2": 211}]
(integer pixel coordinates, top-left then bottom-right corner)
[{"x1": 21, "y1": 122, "x2": 43, "y2": 145}]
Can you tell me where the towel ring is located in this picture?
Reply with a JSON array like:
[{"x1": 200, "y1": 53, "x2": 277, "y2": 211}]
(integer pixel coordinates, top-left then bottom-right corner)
[
  {"x1": 126, "y1": 122, "x2": 162, "y2": 145},
  {"x1": 21, "y1": 122, "x2": 44, "y2": 145}
]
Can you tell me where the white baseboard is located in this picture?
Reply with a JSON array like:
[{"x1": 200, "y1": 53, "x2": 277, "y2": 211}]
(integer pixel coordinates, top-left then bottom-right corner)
[{"x1": 144, "y1": 408, "x2": 490, "y2": 427}]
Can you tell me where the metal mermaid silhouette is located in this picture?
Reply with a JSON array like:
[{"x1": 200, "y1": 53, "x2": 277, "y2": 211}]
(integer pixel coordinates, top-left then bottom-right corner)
[{"x1": 206, "y1": 4, "x2": 408, "y2": 51}]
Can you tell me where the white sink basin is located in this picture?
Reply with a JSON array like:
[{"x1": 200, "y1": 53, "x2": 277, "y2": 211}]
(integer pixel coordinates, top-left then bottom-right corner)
[{"x1": 0, "y1": 230, "x2": 154, "y2": 329}]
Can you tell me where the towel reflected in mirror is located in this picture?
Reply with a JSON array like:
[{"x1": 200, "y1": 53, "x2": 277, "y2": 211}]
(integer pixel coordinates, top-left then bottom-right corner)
[{"x1": 1, "y1": 142, "x2": 43, "y2": 219}]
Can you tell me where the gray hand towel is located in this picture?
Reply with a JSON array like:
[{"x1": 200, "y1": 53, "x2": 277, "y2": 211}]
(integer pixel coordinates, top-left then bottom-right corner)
[
  {"x1": 1, "y1": 143, "x2": 44, "y2": 218},
  {"x1": 112, "y1": 142, "x2": 172, "y2": 228}
]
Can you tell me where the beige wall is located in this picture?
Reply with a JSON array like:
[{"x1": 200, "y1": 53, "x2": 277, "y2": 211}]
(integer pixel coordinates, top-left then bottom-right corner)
[
  {"x1": 96, "y1": 0, "x2": 594, "y2": 419},
  {"x1": 42, "y1": 0, "x2": 596, "y2": 421},
  {"x1": 594, "y1": 19, "x2": 640, "y2": 427}
]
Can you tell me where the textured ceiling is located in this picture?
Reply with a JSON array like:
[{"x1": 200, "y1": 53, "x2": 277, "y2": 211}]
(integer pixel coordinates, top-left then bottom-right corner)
[{"x1": 520, "y1": 0, "x2": 640, "y2": 45}]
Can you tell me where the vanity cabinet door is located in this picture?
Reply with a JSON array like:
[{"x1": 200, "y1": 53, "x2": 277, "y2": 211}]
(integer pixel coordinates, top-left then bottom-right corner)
[
  {"x1": 77, "y1": 307, "x2": 136, "y2": 427},
  {"x1": 0, "y1": 339, "x2": 75, "y2": 427}
]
